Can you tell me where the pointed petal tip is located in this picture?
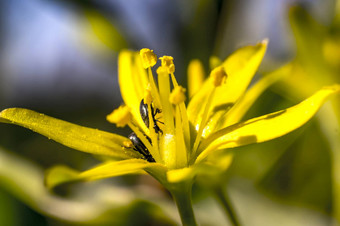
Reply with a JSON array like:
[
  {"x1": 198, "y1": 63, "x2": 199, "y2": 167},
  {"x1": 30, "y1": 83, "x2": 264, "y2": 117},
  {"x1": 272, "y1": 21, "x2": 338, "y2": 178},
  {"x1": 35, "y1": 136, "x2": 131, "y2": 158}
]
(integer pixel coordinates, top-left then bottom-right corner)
[
  {"x1": 261, "y1": 38, "x2": 269, "y2": 45},
  {"x1": 195, "y1": 84, "x2": 340, "y2": 163}
]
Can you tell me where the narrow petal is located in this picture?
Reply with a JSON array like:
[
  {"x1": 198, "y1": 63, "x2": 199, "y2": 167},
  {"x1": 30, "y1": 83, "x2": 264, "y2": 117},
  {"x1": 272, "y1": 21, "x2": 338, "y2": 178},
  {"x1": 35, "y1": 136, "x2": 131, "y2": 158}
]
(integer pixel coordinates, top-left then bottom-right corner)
[
  {"x1": 186, "y1": 76, "x2": 213, "y2": 129},
  {"x1": 175, "y1": 105, "x2": 188, "y2": 167},
  {"x1": 45, "y1": 159, "x2": 164, "y2": 189},
  {"x1": 170, "y1": 74, "x2": 191, "y2": 164},
  {"x1": 187, "y1": 59, "x2": 205, "y2": 98},
  {"x1": 197, "y1": 85, "x2": 340, "y2": 162},
  {"x1": 187, "y1": 40, "x2": 267, "y2": 136},
  {"x1": 118, "y1": 50, "x2": 149, "y2": 132},
  {"x1": 0, "y1": 108, "x2": 140, "y2": 159},
  {"x1": 220, "y1": 39, "x2": 268, "y2": 105},
  {"x1": 221, "y1": 64, "x2": 291, "y2": 127}
]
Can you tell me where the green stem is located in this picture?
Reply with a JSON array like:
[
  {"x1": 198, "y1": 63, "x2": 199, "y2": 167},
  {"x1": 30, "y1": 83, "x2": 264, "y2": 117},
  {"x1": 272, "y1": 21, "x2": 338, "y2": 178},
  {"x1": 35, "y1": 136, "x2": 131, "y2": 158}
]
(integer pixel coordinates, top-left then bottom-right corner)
[
  {"x1": 214, "y1": 186, "x2": 240, "y2": 226},
  {"x1": 169, "y1": 183, "x2": 197, "y2": 226}
]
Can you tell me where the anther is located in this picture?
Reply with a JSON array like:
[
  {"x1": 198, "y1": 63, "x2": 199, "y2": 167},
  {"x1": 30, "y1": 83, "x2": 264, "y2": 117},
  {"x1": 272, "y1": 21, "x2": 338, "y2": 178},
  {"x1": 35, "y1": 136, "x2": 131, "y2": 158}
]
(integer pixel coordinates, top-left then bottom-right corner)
[
  {"x1": 169, "y1": 86, "x2": 186, "y2": 105},
  {"x1": 123, "y1": 140, "x2": 133, "y2": 148},
  {"x1": 160, "y1": 56, "x2": 175, "y2": 73},
  {"x1": 106, "y1": 105, "x2": 132, "y2": 127},
  {"x1": 140, "y1": 48, "x2": 157, "y2": 68}
]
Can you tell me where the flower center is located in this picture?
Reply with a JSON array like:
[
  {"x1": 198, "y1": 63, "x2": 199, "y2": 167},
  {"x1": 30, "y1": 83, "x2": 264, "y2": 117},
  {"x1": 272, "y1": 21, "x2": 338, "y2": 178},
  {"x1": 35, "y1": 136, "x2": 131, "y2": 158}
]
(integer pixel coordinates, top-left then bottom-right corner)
[{"x1": 109, "y1": 49, "x2": 191, "y2": 168}]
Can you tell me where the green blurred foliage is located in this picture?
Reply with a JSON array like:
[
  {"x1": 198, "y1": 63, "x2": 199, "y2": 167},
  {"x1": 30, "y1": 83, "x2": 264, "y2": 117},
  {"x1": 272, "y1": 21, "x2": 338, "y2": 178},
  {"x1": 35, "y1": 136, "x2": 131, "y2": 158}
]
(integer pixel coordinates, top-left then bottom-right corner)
[{"x1": 244, "y1": 3, "x2": 340, "y2": 223}]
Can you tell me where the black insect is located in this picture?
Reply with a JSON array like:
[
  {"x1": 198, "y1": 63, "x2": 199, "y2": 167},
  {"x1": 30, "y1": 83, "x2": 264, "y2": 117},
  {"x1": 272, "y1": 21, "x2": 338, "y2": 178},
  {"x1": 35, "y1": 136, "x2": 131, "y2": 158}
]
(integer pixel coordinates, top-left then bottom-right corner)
[
  {"x1": 128, "y1": 99, "x2": 163, "y2": 162},
  {"x1": 139, "y1": 99, "x2": 163, "y2": 134},
  {"x1": 128, "y1": 132, "x2": 155, "y2": 162}
]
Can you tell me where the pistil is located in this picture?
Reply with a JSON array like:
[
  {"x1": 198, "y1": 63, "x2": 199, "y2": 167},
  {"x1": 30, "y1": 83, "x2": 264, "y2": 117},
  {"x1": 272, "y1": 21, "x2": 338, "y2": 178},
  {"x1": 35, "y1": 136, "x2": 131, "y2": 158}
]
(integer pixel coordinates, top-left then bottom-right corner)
[{"x1": 192, "y1": 66, "x2": 227, "y2": 159}]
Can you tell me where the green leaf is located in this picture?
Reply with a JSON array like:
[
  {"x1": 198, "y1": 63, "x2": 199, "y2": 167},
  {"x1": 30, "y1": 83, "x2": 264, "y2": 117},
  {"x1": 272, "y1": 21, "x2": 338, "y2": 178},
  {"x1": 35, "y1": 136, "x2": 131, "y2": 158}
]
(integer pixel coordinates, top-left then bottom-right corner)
[
  {"x1": 0, "y1": 108, "x2": 141, "y2": 159},
  {"x1": 0, "y1": 147, "x2": 177, "y2": 225},
  {"x1": 288, "y1": 6, "x2": 333, "y2": 91},
  {"x1": 197, "y1": 85, "x2": 340, "y2": 162},
  {"x1": 289, "y1": 6, "x2": 326, "y2": 66},
  {"x1": 84, "y1": 9, "x2": 127, "y2": 51},
  {"x1": 44, "y1": 165, "x2": 80, "y2": 189},
  {"x1": 45, "y1": 159, "x2": 165, "y2": 189}
]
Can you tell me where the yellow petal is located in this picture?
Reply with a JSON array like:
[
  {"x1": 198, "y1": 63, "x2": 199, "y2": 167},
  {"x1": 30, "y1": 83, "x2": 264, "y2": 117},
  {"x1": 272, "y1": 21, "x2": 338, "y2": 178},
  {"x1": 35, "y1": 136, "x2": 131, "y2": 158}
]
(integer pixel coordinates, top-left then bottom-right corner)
[
  {"x1": 221, "y1": 64, "x2": 291, "y2": 127},
  {"x1": 186, "y1": 75, "x2": 213, "y2": 133},
  {"x1": 187, "y1": 59, "x2": 205, "y2": 98},
  {"x1": 221, "y1": 40, "x2": 268, "y2": 105},
  {"x1": 45, "y1": 159, "x2": 163, "y2": 189},
  {"x1": 197, "y1": 85, "x2": 340, "y2": 162},
  {"x1": 174, "y1": 105, "x2": 188, "y2": 167},
  {"x1": 0, "y1": 108, "x2": 140, "y2": 159},
  {"x1": 118, "y1": 50, "x2": 149, "y2": 132},
  {"x1": 188, "y1": 40, "x2": 267, "y2": 136}
]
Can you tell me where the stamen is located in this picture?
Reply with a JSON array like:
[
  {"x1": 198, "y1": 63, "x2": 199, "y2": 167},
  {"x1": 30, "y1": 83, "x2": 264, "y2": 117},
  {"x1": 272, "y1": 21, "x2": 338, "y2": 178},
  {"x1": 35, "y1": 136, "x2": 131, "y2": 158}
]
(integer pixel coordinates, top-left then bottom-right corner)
[
  {"x1": 157, "y1": 66, "x2": 174, "y2": 134},
  {"x1": 106, "y1": 105, "x2": 132, "y2": 127},
  {"x1": 147, "y1": 68, "x2": 162, "y2": 108},
  {"x1": 175, "y1": 104, "x2": 188, "y2": 167},
  {"x1": 170, "y1": 70, "x2": 191, "y2": 162},
  {"x1": 157, "y1": 65, "x2": 176, "y2": 166},
  {"x1": 159, "y1": 56, "x2": 175, "y2": 73},
  {"x1": 127, "y1": 122, "x2": 161, "y2": 163},
  {"x1": 141, "y1": 79, "x2": 163, "y2": 163},
  {"x1": 191, "y1": 89, "x2": 216, "y2": 159},
  {"x1": 146, "y1": 98, "x2": 160, "y2": 162},
  {"x1": 144, "y1": 84, "x2": 153, "y2": 105},
  {"x1": 191, "y1": 67, "x2": 226, "y2": 159},
  {"x1": 169, "y1": 86, "x2": 186, "y2": 105},
  {"x1": 140, "y1": 48, "x2": 157, "y2": 69}
]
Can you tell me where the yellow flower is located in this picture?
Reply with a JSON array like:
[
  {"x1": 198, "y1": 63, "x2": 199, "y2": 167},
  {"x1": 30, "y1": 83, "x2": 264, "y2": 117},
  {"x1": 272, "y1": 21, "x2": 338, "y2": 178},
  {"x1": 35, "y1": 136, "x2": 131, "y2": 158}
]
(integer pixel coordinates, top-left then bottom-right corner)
[{"x1": 0, "y1": 41, "x2": 339, "y2": 225}]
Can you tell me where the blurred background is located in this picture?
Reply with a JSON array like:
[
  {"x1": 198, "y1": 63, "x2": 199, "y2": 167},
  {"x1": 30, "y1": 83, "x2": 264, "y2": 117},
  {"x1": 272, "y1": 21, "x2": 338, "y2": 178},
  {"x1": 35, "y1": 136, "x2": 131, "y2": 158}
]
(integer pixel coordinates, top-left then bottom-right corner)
[{"x1": 0, "y1": 0, "x2": 339, "y2": 225}]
